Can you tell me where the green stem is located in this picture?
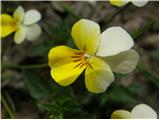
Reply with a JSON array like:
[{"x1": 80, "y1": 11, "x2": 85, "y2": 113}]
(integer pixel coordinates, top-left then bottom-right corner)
[
  {"x1": 131, "y1": 20, "x2": 155, "y2": 39},
  {"x1": 2, "y1": 63, "x2": 48, "y2": 69},
  {"x1": 1, "y1": 95, "x2": 15, "y2": 118},
  {"x1": 137, "y1": 64, "x2": 159, "y2": 87},
  {"x1": 59, "y1": 2, "x2": 81, "y2": 20},
  {"x1": 106, "y1": 3, "x2": 131, "y2": 25}
]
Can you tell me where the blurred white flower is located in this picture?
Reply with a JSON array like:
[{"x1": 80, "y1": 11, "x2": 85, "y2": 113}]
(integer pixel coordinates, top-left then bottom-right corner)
[
  {"x1": 109, "y1": 0, "x2": 148, "y2": 7},
  {"x1": 111, "y1": 104, "x2": 157, "y2": 119},
  {"x1": 1, "y1": 6, "x2": 42, "y2": 44}
]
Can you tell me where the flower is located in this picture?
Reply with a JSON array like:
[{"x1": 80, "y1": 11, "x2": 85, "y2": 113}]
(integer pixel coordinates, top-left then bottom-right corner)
[
  {"x1": 0, "y1": 6, "x2": 41, "y2": 44},
  {"x1": 48, "y1": 19, "x2": 139, "y2": 93},
  {"x1": 111, "y1": 104, "x2": 157, "y2": 119},
  {"x1": 109, "y1": 0, "x2": 148, "y2": 7}
]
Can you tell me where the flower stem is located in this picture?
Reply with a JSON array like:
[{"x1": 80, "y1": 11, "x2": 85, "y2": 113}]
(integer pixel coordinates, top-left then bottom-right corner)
[
  {"x1": 131, "y1": 20, "x2": 155, "y2": 39},
  {"x1": 1, "y1": 95, "x2": 15, "y2": 118},
  {"x1": 2, "y1": 63, "x2": 48, "y2": 69},
  {"x1": 106, "y1": 3, "x2": 131, "y2": 25},
  {"x1": 59, "y1": 2, "x2": 81, "y2": 20}
]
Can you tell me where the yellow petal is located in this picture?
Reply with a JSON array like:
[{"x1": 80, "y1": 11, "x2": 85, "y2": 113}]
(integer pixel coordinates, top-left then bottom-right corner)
[
  {"x1": 71, "y1": 19, "x2": 100, "y2": 55},
  {"x1": 14, "y1": 26, "x2": 26, "y2": 44},
  {"x1": 101, "y1": 49, "x2": 139, "y2": 74},
  {"x1": 85, "y1": 56, "x2": 114, "y2": 93},
  {"x1": 48, "y1": 46, "x2": 87, "y2": 86},
  {"x1": 109, "y1": 0, "x2": 128, "y2": 7},
  {"x1": 13, "y1": 6, "x2": 24, "y2": 22},
  {"x1": 0, "y1": 14, "x2": 17, "y2": 38},
  {"x1": 111, "y1": 110, "x2": 131, "y2": 119}
]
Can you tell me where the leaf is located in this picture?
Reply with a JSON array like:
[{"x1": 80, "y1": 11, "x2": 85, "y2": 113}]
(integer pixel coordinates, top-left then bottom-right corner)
[
  {"x1": 22, "y1": 69, "x2": 52, "y2": 99},
  {"x1": 29, "y1": 41, "x2": 53, "y2": 57},
  {"x1": 150, "y1": 50, "x2": 159, "y2": 61},
  {"x1": 99, "y1": 83, "x2": 137, "y2": 106},
  {"x1": 29, "y1": 20, "x2": 72, "y2": 57}
]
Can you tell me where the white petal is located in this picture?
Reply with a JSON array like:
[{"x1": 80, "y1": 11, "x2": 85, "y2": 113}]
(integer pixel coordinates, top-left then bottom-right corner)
[
  {"x1": 14, "y1": 26, "x2": 26, "y2": 44},
  {"x1": 13, "y1": 6, "x2": 25, "y2": 22},
  {"x1": 96, "y1": 27, "x2": 134, "y2": 57},
  {"x1": 131, "y1": 104, "x2": 157, "y2": 118},
  {"x1": 85, "y1": 56, "x2": 114, "y2": 93},
  {"x1": 25, "y1": 24, "x2": 41, "y2": 41},
  {"x1": 23, "y1": 10, "x2": 41, "y2": 25},
  {"x1": 102, "y1": 49, "x2": 139, "y2": 74},
  {"x1": 131, "y1": 0, "x2": 148, "y2": 7}
]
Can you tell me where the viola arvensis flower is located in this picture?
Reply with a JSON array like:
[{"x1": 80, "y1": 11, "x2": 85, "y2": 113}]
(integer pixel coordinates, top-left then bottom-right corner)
[
  {"x1": 48, "y1": 19, "x2": 139, "y2": 93},
  {"x1": 109, "y1": 0, "x2": 148, "y2": 7},
  {"x1": 0, "y1": 6, "x2": 41, "y2": 44},
  {"x1": 111, "y1": 104, "x2": 157, "y2": 119}
]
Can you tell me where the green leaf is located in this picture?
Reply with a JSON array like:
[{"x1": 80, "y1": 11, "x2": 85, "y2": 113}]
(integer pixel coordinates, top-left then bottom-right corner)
[
  {"x1": 29, "y1": 20, "x2": 72, "y2": 57},
  {"x1": 29, "y1": 42, "x2": 53, "y2": 57},
  {"x1": 22, "y1": 69, "x2": 52, "y2": 99},
  {"x1": 99, "y1": 84, "x2": 137, "y2": 106},
  {"x1": 150, "y1": 50, "x2": 159, "y2": 61}
]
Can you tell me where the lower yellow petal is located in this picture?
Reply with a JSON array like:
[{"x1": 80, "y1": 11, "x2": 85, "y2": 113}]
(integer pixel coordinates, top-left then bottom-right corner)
[
  {"x1": 48, "y1": 46, "x2": 87, "y2": 86},
  {"x1": 109, "y1": 0, "x2": 128, "y2": 7},
  {"x1": 111, "y1": 110, "x2": 131, "y2": 119},
  {"x1": 0, "y1": 14, "x2": 17, "y2": 38},
  {"x1": 85, "y1": 56, "x2": 114, "y2": 93},
  {"x1": 14, "y1": 26, "x2": 26, "y2": 44}
]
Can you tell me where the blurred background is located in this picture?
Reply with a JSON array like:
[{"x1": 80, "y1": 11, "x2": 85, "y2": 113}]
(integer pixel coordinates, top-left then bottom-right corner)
[{"x1": 1, "y1": 1, "x2": 159, "y2": 119}]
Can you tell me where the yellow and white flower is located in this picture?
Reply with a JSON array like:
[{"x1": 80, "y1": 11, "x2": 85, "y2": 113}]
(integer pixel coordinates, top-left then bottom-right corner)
[
  {"x1": 109, "y1": 0, "x2": 148, "y2": 7},
  {"x1": 0, "y1": 6, "x2": 41, "y2": 44},
  {"x1": 48, "y1": 19, "x2": 139, "y2": 93},
  {"x1": 111, "y1": 104, "x2": 157, "y2": 119}
]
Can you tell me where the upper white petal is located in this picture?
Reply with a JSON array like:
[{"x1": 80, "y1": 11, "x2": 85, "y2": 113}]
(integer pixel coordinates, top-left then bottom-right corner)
[
  {"x1": 25, "y1": 23, "x2": 41, "y2": 41},
  {"x1": 131, "y1": 0, "x2": 148, "y2": 7},
  {"x1": 131, "y1": 104, "x2": 157, "y2": 119},
  {"x1": 96, "y1": 27, "x2": 134, "y2": 57},
  {"x1": 23, "y1": 10, "x2": 41, "y2": 25}
]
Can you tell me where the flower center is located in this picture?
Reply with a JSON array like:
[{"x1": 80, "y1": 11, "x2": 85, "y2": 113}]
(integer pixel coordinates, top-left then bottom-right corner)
[
  {"x1": 72, "y1": 52, "x2": 93, "y2": 64},
  {"x1": 84, "y1": 53, "x2": 92, "y2": 58},
  {"x1": 84, "y1": 53, "x2": 93, "y2": 63},
  {"x1": 72, "y1": 52, "x2": 93, "y2": 69}
]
